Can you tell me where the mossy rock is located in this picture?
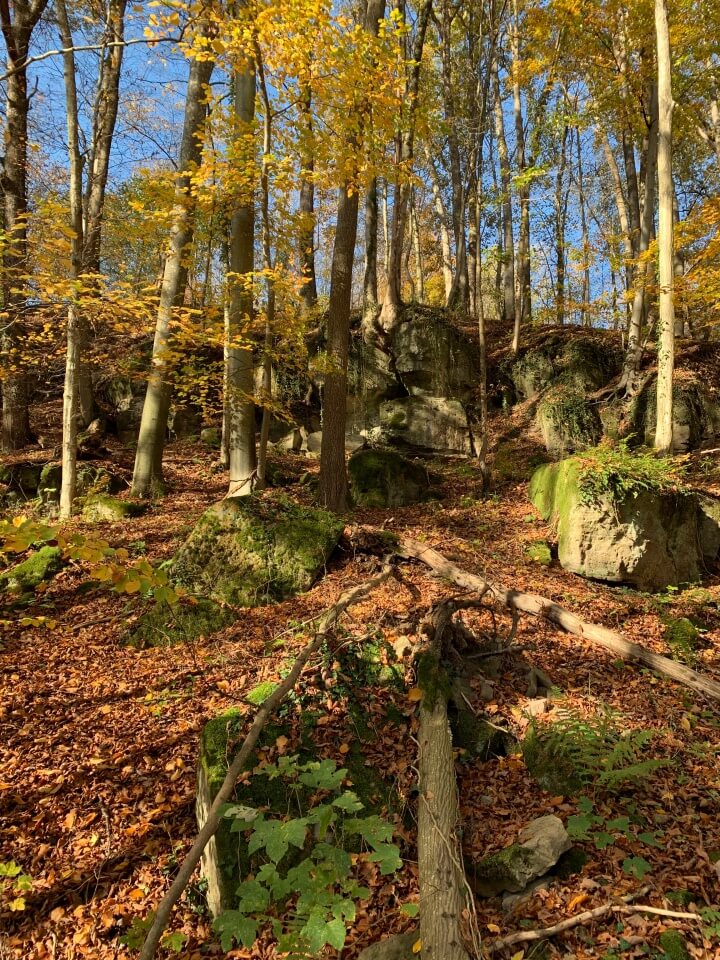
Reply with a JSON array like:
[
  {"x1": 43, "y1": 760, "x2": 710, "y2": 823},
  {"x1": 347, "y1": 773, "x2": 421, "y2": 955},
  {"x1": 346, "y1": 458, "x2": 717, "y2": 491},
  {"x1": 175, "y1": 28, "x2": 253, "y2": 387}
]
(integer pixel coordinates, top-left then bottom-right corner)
[
  {"x1": 521, "y1": 724, "x2": 584, "y2": 796},
  {"x1": 197, "y1": 706, "x2": 398, "y2": 916},
  {"x1": 537, "y1": 384, "x2": 602, "y2": 457},
  {"x1": 529, "y1": 458, "x2": 705, "y2": 591},
  {"x1": 511, "y1": 345, "x2": 558, "y2": 400},
  {"x1": 559, "y1": 337, "x2": 622, "y2": 391},
  {"x1": 658, "y1": 930, "x2": 691, "y2": 960},
  {"x1": 200, "y1": 426, "x2": 221, "y2": 448},
  {"x1": 0, "y1": 461, "x2": 43, "y2": 496},
  {"x1": 632, "y1": 378, "x2": 710, "y2": 453},
  {"x1": 82, "y1": 494, "x2": 147, "y2": 523},
  {"x1": 171, "y1": 495, "x2": 343, "y2": 607},
  {"x1": 664, "y1": 617, "x2": 701, "y2": 663},
  {"x1": 0, "y1": 545, "x2": 63, "y2": 594},
  {"x1": 348, "y1": 448, "x2": 429, "y2": 508},
  {"x1": 525, "y1": 541, "x2": 552, "y2": 566},
  {"x1": 127, "y1": 597, "x2": 234, "y2": 648},
  {"x1": 38, "y1": 463, "x2": 125, "y2": 504}
]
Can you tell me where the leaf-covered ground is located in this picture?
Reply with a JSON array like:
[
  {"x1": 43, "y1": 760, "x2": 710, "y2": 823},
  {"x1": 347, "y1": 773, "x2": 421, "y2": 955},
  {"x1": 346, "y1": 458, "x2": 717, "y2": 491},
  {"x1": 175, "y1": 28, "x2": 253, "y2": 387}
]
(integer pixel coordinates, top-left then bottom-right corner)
[{"x1": 1, "y1": 416, "x2": 720, "y2": 960}]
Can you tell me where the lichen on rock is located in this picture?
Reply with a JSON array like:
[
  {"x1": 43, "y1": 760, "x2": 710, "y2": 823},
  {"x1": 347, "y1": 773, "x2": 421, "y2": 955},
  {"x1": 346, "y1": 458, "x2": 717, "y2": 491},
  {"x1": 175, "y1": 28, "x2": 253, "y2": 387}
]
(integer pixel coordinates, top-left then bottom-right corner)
[{"x1": 348, "y1": 448, "x2": 429, "y2": 507}]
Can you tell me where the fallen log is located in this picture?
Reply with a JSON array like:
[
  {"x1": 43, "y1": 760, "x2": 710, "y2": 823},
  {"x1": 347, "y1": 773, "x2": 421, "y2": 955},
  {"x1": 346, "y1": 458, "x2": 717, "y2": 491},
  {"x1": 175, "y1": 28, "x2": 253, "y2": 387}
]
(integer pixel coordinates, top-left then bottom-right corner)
[
  {"x1": 140, "y1": 560, "x2": 395, "y2": 960},
  {"x1": 399, "y1": 537, "x2": 720, "y2": 703},
  {"x1": 416, "y1": 601, "x2": 475, "y2": 960}
]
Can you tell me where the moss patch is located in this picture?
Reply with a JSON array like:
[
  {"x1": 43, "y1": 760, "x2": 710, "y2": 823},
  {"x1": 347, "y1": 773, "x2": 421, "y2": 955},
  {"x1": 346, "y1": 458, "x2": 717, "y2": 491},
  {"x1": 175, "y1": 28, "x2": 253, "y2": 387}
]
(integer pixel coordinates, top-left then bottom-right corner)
[
  {"x1": 127, "y1": 598, "x2": 234, "y2": 648},
  {"x1": 664, "y1": 617, "x2": 701, "y2": 663},
  {"x1": 171, "y1": 495, "x2": 343, "y2": 607},
  {"x1": 470, "y1": 843, "x2": 537, "y2": 897},
  {"x1": 658, "y1": 930, "x2": 691, "y2": 960},
  {"x1": 348, "y1": 448, "x2": 429, "y2": 507},
  {"x1": 245, "y1": 681, "x2": 278, "y2": 705},
  {"x1": 82, "y1": 494, "x2": 147, "y2": 523},
  {"x1": 1, "y1": 546, "x2": 63, "y2": 594},
  {"x1": 521, "y1": 724, "x2": 584, "y2": 796},
  {"x1": 525, "y1": 541, "x2": 552, "y2": 566},
  {"x1": 537, "y1": 385, "x2": 602, "y2": 457}
]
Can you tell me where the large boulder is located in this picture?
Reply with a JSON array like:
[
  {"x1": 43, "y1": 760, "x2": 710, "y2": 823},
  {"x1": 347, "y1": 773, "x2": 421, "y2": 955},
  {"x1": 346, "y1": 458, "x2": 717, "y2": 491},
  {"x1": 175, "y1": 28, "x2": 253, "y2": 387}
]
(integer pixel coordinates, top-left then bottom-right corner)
[
  {"x1": 38, "y1": 463, "x2": 126, "y2": 505},
  {"x1": 389, "y1": 312, "x2": 479, "y2": 399},
  {"x1": 378, "y1": 397, "x2": 473, "y2": 455},
  {"x1": 0, "y1": 461, "x2": 43, "y2": 498},
  {"x1": 529, "y1": 458, "x2": 717, "y2": 591},
  {"x1": 168, "y1": 404, "x2": 202, "y2": 440},
  {"x1": 171, "y1": 496, "x2": 344, "y2": 607},
  {"x1": 536, "y1": 385, "x2": 602, "y2": 457},
  {"x1": 82, "y1": 495, "x2": 147, "y2": 523},
  {"x1": 471, "y1": 815, "x2": 571, "y2": 897},
  {"x1": 511, "y1": 334, "x2": 622, "y2": 401},
  {"x1": 631, "y1": 376, "x2": 717, "y2": 453},
  {"x1": 348, "y1": 449, "x2": 429, "y2": 507}
]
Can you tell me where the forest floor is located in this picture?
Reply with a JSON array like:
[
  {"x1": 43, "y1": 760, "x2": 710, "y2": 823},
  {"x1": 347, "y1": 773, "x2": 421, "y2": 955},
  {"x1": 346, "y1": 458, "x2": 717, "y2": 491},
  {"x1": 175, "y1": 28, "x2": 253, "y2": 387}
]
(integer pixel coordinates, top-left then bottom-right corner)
[{"x1": 1, "y1": 405, "x2": 720, "y2": 960}]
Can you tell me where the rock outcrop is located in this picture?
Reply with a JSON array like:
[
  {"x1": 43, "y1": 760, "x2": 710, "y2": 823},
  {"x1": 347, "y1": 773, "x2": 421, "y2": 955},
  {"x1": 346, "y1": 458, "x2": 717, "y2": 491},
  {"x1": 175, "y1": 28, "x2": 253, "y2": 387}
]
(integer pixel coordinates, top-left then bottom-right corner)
[
  {"x1": 348, "y1": 448, "x2": 429, "y2": 507},
  {"x1": 529, "y1": 458, "x2": 720, "y2": 591}
]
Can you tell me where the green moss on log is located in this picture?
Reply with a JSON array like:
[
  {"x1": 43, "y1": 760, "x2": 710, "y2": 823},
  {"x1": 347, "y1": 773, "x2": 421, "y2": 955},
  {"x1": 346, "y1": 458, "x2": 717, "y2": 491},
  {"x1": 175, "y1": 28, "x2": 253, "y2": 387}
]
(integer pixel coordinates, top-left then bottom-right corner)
[
  {"x1": 1, "y1": 545, "x2": 63, "y2": 594},
  {"x1": 127, "y1": 598, "x2": 234, "y2": 648}
]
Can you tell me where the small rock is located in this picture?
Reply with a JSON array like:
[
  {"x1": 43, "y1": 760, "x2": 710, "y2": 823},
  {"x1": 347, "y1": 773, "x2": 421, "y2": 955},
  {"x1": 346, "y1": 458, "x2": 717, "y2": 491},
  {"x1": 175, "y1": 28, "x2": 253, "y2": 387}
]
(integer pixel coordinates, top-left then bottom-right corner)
[
  {"x1": 82, "y1": 495, "x2": 147, "y2": 523},
  {"x1": 200, "y1": 426, "x2": 221, "y2": 448},
  {"x1": 502, "y1": 876, "x2": 550, "y2": 913},
  {"x1": 471, "y1": 815, "x2": 571, "y2": 897},
  {"x1": 358, "y1": 932, "x2": 417, "y2": 960},
  {"x1": 524, "y1": 698, "x2": 548, "y2": 717}
]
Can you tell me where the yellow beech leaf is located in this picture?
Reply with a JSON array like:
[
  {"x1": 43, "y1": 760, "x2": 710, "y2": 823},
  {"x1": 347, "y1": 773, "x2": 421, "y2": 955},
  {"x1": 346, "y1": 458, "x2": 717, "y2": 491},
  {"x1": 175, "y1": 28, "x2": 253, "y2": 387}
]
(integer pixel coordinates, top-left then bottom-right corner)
[
  {"x1": 511, "y1": 952, "x2": 525, "y2": 960},
  {"x1": 407, "y1": 688, "x2": 423, "y2": 702},
  {"x1": 486, "y1": 923, "x2": 501, "y2": 933},
  {"x1": 412, "y1": 940, "x2": 422, "y2": 954}
]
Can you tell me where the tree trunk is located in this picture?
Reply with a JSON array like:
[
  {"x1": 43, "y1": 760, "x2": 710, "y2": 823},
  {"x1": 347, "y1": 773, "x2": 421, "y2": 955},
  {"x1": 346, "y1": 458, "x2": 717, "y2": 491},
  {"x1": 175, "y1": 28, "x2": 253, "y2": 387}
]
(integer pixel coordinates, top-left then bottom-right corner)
[
  {"x1": 417, "y1": 605, "x2": 471, "y2": 960},
  {"x1": 58, "y1": 0, "x2": 85, "y2": 518},
  {"x1": 654, "y1": 0, "x2": 675, "y2": 454},
  {"x1": 0, "y1": 0, "x2": 49, "y2": 450},
  {"x1": 621, "y1": 85, "x2": 658, "y2": 390},
  {"x1": 298, "y1": 87, "x2": 317, "y2": 313},
  {"x1": 378, "y1": 0, "x2": 433, "y2": 331},
  {"x1": 511, "y1": 1, "x2": 530, "y2": 333},
  {"x1": 493, "y1": 59, "x2": 516, "y2": 344},
  {"x1": 426, "y1": 153, "x2": 453, "y2": 303},
  {"x1": 362, "y1": 178, "x2": 379, "y2": 328},
  {"x1": 256, "y1": 46, "x2": 275, "y2": 489},
  {"x1": 226, "y1": 63, "x2": 258, "y2": 497},
  {"x1": 131, "y1": 55, "x2": 214, "y2": 497},
  {"x1": 410, "y1": 189, "x2": 424, "y2": 302},
  {"x1": 318, "y1": 0, "x2": 385, "y2": 511},
  {"x1": 600, "y1": 130, "x2": 633, "y2": 312},
  {"x1": 576, "y1": 126, "x2": 591, "y2": 325},
  {"x1": 77, "y1": 0, "x2": 128, "y2": 426},
  {"x1": 555, "y1": 122, "x2": 569, "y2": 325}
]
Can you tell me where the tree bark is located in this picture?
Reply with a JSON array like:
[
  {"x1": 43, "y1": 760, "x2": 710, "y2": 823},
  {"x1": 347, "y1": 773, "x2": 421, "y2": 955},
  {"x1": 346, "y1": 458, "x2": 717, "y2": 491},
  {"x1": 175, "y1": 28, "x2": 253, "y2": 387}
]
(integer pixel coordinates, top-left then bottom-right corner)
[
  {"x1": 318, "y1": 0, "x2": 385, "y2": 511},
  {"x1": 131, "y1": 54, "x2": 214, "y2": 497},
  {"x1": 417, "y1": 603, "x2": 471, "y2": 960},
  {"x1": 653, "y1": 0, "x2": 675, "y2": 453},
  {"x1": 362, "y1": 177, "x2": 379, "y2": 327},
  {"x1": 0, "y1": 0, "x2": 50, "y2": 450},
  {"x1": 379, "y1": 0, "x2": 433, "y2": 331},
  {"x1": 298, "y1": 86, "x2": 317, "y2": 313},
  {"x1": 554, "y1": 119, "x2": 569, "y2": 325},
  {"x1": 493, "y1": 58, "x2": 516, "y2": 343},
  {"x1": 399, "y1": 538, "x2": 720, "y2": 701},
  {"x1": 227, "y1": 60, "x2": 258, "y2": 497},
  {"x1": 58, "y1": 0, "x2": 85, "y2": 518}
]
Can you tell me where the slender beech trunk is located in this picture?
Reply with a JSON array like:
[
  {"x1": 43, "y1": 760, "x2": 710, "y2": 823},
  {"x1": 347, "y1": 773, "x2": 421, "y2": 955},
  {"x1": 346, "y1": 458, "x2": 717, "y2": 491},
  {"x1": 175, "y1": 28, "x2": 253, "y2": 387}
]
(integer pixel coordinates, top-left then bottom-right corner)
[
  {"x1": 654, "y1": 0, "x2": 675, "y2": 454},
  {"x1": 226, "y1": 61, "x2": 257, "y2": 497},
  {"x1": 410, "y1": 189, "x2": 424, "y2": 302},
  {"x1": 0, "y1": 0, "x2": 49, "y2": 450},
  {"x1": 600, "y1": 130, "x2": 633, "y2": 311},
  {"x1": 493, "y1": 59, "x2": 516, "y2": 343},
  {"x1": 77, "y1": 0, "x2": 127, "y2": 425},
  {"x1": 426, "y1": 153, "x2": 454, "y2": 302},
  {"x1": 58, "y1": 0, "x2": 84, "y2": 517},
  {"x1": 555, "y1": 121, "x2": 569, "y2": 325},
  {"x1": 621, "y1": 86, "x2": 658, "y2": 389},
  {"x1": 318, "y1": 0, "x2": 385, "y2": 512},
  {"x1": 362, "y1": 178, "x2": 379, "y2": 327},
  {"x1": 576, "y1": 126, "x2": 591, "y2": 325},
  {"x1": 379, "y1": 0, "x2": 433, "y2": 331},
  {"x1": 131, "y1": 55, "x2": 214, "y2": 497},
  {"x1": 441, "y1": 0, "x2": 468, "y2": 313},
  {"x1": 255, "y1": 46, "x2": 274, "y2": 487},
  {"x1": 298, "y1": 86, "x2": 317, "y2": 313},
  {"x1": 511, "y1": 0, "x2": 530, "y2": 333}
]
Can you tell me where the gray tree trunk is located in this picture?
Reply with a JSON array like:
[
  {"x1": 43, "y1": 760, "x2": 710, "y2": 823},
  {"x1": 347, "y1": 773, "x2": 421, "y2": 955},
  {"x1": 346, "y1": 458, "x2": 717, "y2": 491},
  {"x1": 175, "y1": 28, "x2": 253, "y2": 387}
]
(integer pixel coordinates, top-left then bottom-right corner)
[
  {"x1": 131, "y1": 54, "x2": 214, "y2": 496},
  {"x1": 654, "y1": 0, "x2": 675, "y2": 453}
]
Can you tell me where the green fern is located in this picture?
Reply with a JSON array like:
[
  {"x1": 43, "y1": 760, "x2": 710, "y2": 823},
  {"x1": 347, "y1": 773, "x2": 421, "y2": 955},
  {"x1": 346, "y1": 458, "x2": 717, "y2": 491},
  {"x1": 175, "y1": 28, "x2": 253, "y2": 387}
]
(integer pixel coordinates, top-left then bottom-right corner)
[{"x1": 526, "y1": 704, "x2": 669, "y2": 797}]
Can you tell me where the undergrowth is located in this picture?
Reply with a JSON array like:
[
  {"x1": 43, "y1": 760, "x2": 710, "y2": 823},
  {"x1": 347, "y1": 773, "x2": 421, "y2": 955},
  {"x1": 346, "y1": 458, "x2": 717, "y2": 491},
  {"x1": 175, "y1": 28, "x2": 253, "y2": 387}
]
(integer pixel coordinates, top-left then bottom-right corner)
[{"x1": 574, "y1": 439, "x2": 687, "y2": 503}]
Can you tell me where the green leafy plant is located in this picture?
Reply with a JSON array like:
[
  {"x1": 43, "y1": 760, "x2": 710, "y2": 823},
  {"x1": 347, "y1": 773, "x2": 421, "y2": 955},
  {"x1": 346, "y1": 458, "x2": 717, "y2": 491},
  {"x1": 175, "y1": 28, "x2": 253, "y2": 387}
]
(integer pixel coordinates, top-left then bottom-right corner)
[
  {"x1": 567, "y1": 798, "x2": 661, "y2": 879},
  {"x1": 215, "y1": 755, "x2": 401, "y2": 958},
  {"x1": 527, "y1": 703, "x2": 670, "y2": 797},
  {"x1": 574, "y1": 439, "x2": 686, "y2": 504},
  {"x1": 0, "y1": 861, "x2": 32, "y2": 911}
]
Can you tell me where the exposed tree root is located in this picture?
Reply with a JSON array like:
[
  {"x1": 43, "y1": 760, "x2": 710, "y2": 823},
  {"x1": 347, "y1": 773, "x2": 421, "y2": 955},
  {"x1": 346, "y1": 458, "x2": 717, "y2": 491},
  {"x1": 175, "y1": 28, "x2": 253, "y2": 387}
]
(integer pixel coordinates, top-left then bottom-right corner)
[
  {"x1": 139, "y1": 560, "x2": 396, "y2": 960},
  {"x1": 399, "y1": 537, "x2": 720, "y2": 703}
]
